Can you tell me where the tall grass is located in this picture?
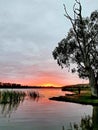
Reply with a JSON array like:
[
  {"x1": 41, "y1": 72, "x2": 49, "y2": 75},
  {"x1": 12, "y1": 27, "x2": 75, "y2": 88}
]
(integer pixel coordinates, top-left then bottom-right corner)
[
  {"x1": 0, "y1": 91, "x2": 26, "y2": 104},
  {"x1": 28, "y1": 91, "x2": 40, "y2": 101},
  {"x1": 62, "y1": 115, "x2": 92, "y2": 130},
  {"x1": 0, "y1": 90, "x2": 40, "y2": 117},
  {"x1": 0, "y1": 91, "x2": 26, "y2": 117}
]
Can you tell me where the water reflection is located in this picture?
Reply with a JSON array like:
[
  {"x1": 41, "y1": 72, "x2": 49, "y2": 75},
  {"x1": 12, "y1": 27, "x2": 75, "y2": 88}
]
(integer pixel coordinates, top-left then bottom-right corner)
[
  {"x1": 1, "y1": 100, "x2": 22, "y2": 118},
  {"x1": 0, "y1": 91, "x2": 25, "y2": 117},
  {"x1": 64, "y1": 106, "x2": 98, "y2": 130},
  {"x1": 0, "y1": 90, "x2": 40, "y2": 117},
  {"x1": 0, "y1": 89, "x2": 94, "y2": 130},
  {"x1": 28, "y1": 91, "x2": 40, "y2": 102},
  {"x1": 68, "y1": 115, "x2": 92, "y2": 130}
]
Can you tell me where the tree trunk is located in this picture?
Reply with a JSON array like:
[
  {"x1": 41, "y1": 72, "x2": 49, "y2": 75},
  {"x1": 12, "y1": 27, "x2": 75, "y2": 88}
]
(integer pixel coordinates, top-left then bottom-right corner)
[
  {"x1": 89, "y1": 69, "x2": 98, "y2": 98},
  {"x1": 92, "y1": 106, "x2": 98, "y2": 130}
]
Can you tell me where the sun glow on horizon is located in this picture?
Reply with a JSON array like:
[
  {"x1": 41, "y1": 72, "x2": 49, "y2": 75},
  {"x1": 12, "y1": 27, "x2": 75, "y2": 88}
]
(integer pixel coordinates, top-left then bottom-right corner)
[{"x1": 41, "y1": 83, "x2": 59, "y2": 87}]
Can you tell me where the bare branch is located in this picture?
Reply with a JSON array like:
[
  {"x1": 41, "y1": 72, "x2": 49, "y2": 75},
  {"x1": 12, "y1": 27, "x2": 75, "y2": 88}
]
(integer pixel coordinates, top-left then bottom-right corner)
[
  {"x1": 63, "y1": 4, "x2": 74, "y2": 22},
  {"x1": 75, "y1": 0, "x2": 80, "y2": 4},
  {"x1": 73, "y1": 0, "x2": 82, "y2": 17},
  {"x1": 73, "y1": 3, "x2": 77, "y2": 19},
  {"x1": 63, "y1": 0, "x2": 84, "y2": 62}
]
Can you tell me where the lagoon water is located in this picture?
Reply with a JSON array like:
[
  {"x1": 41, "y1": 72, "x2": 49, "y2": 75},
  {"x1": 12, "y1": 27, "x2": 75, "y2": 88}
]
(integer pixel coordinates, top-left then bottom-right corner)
[{"x1": 0, "y1": 89, "x2": 93, "y2": 130}]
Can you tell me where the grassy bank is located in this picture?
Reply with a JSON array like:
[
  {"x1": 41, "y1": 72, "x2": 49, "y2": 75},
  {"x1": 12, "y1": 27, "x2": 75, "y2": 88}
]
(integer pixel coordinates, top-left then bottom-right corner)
[{"x1": 50, "y1": 90, "x2": 98, "y2": 105}]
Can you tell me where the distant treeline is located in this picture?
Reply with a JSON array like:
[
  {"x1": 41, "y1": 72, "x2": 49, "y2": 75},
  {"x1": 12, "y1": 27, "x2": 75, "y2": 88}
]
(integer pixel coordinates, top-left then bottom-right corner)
[
  {"x1": 0, "y1": 82, "x2": 39, "y2": 89},
  {"x1": 0, "y1": 82, "x2": 61, "y2": 89}
]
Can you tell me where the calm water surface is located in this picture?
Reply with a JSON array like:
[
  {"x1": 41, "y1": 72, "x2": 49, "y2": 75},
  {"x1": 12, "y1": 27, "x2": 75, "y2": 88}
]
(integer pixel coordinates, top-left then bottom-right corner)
[{"x1": 0, "y1": 89, "x2": 93, "y2": 130}]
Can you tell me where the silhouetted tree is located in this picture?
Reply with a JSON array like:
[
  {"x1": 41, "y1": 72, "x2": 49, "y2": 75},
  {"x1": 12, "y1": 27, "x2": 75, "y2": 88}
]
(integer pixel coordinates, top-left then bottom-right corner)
[{"x1": 53, "y1": 0, "x2": 98, "y2": 97}]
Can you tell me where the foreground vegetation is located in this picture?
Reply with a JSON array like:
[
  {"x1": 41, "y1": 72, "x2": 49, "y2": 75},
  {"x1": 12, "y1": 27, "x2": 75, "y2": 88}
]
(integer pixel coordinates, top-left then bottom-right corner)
[
  {"x1": 0, "y1": 90, "x2": 40, "y2": 117},
  {"x1": 0, "y1": 90, "x2": 40, "y2": 104},
  {"x1": 0, "y1": 91, "x2": 26, "y2": 104},
  {"x1": 62, "y1": 115, "x2": 92, "y2": 130}
]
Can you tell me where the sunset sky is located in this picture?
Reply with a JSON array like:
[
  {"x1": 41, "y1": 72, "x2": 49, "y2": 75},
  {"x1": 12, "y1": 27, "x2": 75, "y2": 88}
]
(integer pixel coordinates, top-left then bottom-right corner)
[{"x1": 0, "y1": 0, "x2": 98, "y2": 87}]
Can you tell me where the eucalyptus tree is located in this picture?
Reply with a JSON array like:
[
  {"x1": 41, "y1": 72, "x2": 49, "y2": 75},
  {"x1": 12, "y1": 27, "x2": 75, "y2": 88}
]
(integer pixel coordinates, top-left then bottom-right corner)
[{"x1": 53, "y1": 0, "x2": 98, "y2": 97}]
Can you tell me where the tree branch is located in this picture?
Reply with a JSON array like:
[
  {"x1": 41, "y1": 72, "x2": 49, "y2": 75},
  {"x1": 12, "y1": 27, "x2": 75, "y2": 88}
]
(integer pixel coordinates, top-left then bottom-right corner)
[{"x1": 63, "y1": 1, "x2": 85, "y2": 62}]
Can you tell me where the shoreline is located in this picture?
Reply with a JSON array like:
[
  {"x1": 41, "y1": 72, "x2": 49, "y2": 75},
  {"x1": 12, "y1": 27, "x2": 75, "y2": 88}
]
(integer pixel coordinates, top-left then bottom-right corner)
[{"x1": 49, "y1": 92, "x2": 98, "y2": 106}]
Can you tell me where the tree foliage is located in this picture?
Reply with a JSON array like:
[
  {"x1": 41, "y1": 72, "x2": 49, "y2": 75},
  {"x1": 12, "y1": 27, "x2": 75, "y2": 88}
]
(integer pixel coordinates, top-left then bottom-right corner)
[{"x1": 53, "y1": 0, "x2": 98, "y2": 80}]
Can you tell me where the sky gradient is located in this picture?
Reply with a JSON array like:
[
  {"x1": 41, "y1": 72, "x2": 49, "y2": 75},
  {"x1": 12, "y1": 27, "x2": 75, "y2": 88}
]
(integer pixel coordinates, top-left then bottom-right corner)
[{"x1": 0, "y1": 0, "x2": 98, "y2": 86}]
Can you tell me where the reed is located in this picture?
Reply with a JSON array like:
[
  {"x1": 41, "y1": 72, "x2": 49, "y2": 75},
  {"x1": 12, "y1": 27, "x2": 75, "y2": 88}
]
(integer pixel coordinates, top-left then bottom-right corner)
[
  {"x1": 62, "y1": 115, "x2": 92, "y2": 130},
  {"x1": 0, "y1": 90, "x2": 26, "y2": 104},
  {"x1": 0, "y1": 90, "x2": 40, "y2": 117},
  {"x1": 28, "y1": 91, "x2": 39, "y2": 98}
]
